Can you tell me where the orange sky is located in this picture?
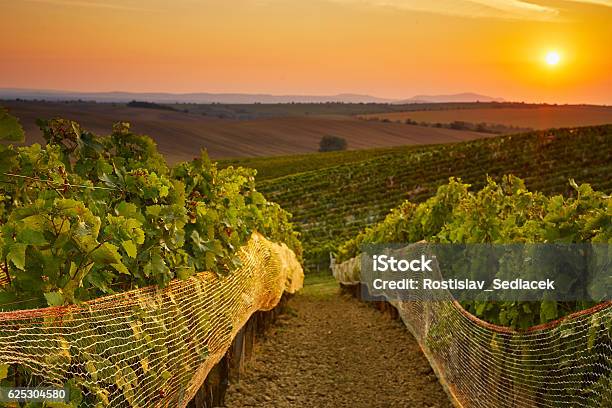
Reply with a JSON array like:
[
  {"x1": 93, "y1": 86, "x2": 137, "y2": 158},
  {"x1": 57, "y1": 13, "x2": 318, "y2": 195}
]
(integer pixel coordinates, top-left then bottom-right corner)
[{"x1": 1, "y1": 0, "x2": 611, "y2": 104}]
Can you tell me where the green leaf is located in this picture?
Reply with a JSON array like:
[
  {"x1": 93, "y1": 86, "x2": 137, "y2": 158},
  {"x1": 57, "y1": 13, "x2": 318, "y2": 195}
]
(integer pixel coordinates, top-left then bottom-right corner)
[
  {"x1": 475, "y1": 301, "x2": 487, "y2": 316},
  {"x1": 111, "y1": 262, "x2": 130, "y2": 275},
  {"x1": 44, "y1": 291, "x2": 64, "y2": 307},
  {"x1": 121, "y1": 240, "x2": 137, "y2": 259},
  {"x1": 0, "y1": 363, "x2": 8, "y2": 381},
  {"x1": 146, "y1": 205, "x2": 161, "y2": 217},
  {"x1": 176, "y1": 267, "x2": 194, "y2": 280},
  {"x1": 91, "y1": 243, "x2": 122, "y2": 265},
  {"x1": 7, "y1": 243, "x2": 27, "y2": 270},
  {"x1": 0, "y1": 145, "x2": 18, "y2": 174},
  {"x1": 0, "y1": 107, "x2": 25, "y2": 142},
  {"x1": 205, "y1": 251, "x2": 216, "y2": 271},
  {"x1": 539, "y1": 300, "x2": 558, "y2": 323},
  {"x1": 99, "y1": 173, "x2": 118, "y2": 189},
  {"x1": 115, "y1": 201, "x2": 139, "y2": 218},
  {"x1": 143, "y1": 253, "x2": 168, "y2": 278},
  {"x1": 17, "y1": 228, "x2": 48, "y2": 245}
]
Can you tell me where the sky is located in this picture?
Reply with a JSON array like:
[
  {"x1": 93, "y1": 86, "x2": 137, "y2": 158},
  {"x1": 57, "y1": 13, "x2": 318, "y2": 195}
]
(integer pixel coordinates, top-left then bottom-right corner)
[{"x1": 0, "y1": 0, "x2": 611, "y2": 104}]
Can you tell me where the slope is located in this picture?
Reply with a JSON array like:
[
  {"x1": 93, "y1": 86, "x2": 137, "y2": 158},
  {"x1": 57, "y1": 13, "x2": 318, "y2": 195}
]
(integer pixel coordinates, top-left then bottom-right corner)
[
  {"x1": 2, "y1": 100, "x2": 487, "y2": 162},
  {"x1": 252, "y1": 125, "x2": 612, "y2": 271}
]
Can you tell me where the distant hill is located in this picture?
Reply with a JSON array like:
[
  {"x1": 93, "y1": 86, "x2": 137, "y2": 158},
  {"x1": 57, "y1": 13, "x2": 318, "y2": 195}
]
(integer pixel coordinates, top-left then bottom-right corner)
[
  {"x1": 0, "y1": 88, "x2": 395, "y2": 104},
  {"x1": 397, "y1": 92, "x2": 504, "y2": 103},
  {"x1": 0, "y1": 88, "x2": 503, "y2": 104}
]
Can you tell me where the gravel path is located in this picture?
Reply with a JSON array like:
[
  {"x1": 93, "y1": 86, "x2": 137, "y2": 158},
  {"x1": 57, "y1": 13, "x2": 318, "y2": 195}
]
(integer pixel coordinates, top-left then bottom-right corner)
[{"x1": 225, "y1": 279, "x2": 453, "y2": 407}]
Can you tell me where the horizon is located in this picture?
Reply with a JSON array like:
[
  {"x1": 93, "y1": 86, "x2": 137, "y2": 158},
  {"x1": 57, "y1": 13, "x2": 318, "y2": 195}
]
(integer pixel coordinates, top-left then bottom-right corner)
[
  {"x1": 1, "y1": 87, "x2": 503, "y2": 101},
  {"x1": 2, "y1": 87, "x2": 611, "y2": 106},
  {"x1": 1, "y1": 1, "x2": 611, "y2": 105}
]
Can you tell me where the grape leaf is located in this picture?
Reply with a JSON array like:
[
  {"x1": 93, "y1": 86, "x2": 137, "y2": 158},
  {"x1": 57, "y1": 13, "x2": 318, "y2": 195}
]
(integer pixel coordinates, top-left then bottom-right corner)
[
  {"x1": 122, "y1": 240, "x2": 137, "y2": 258},
  {"x1": 7, "y1": 243, "x2": 27, "y2": 270},
  {"x1": 91, "y1": 243, "x2": 122, "y2": 265},
  {"x1": 44, "y1": 291, "x2": 64, "y2": 307},
  {"x1": 17, "y1": 228, "x2": 48, "y2": 245},
  {"x1": 0, "y1": 107, "x2": 25, "y2": 142},
  {"x1": 112, "y1": 262, "x2": 130, "y2": 275}
]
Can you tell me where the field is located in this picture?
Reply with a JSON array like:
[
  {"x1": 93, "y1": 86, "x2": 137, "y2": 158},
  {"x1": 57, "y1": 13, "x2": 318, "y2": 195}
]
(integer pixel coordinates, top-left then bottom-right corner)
[
  {"x1": 1, "y1": 100, "x2": 488, "y2": 163},
  {"x1": 5, "y1": 101, "x2": 611, "y2": 166},
  {"x1": 360, "y1": 105, "x2": 612, "y2": 129}
]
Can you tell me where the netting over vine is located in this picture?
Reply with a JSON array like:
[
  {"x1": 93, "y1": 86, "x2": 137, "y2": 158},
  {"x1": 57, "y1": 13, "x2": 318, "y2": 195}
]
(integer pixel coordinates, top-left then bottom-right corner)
[
  {"x1": 333, "y1": 247, "x2": 612, "y2": 408},
  {"x1": 0, "y1": 233, "x2": 303, "y2": 407}
]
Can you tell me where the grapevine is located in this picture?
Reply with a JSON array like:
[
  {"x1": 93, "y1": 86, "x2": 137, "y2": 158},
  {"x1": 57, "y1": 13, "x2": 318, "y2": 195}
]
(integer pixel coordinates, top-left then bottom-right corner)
[
  {"x1": 0, "y1": 112, "x2": 301, "y2": 310},
  {"x1": 337, "y1": 176, "x2": 611, "y2": 327}
]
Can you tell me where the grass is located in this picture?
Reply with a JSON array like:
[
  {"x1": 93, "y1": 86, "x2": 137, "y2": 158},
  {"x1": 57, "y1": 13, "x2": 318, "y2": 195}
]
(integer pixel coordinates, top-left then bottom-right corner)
[{"x1": 301, "y1": 273, "x2": 338, "y2": 299}]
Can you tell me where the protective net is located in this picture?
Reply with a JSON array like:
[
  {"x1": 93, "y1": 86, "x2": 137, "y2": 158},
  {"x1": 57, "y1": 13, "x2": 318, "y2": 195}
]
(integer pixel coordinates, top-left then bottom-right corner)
[
  {"x1": 333, "y1": 247, "x2": 612, "y2": 408},
  {"x1": 0, "y1": 233, "x2": 303, "y2": 407}
]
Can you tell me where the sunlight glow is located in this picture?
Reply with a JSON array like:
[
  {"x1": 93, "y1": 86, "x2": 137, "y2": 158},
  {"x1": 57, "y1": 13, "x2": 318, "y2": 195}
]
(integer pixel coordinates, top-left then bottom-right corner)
[{"x1": 545, "y1": 51, "x2": 561, "y2": 66}]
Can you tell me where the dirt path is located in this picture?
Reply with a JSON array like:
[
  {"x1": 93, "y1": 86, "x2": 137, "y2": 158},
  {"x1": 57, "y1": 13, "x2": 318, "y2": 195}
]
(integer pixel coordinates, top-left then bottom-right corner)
[{"x1": 225, "y1": 277, "x2": 453, "y2": 407}]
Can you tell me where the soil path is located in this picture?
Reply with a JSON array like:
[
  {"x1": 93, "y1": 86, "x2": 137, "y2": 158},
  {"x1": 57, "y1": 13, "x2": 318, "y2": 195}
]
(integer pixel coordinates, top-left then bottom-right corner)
[{"x1": 225, "y1": 278, "x2": 453, "y2": 407}]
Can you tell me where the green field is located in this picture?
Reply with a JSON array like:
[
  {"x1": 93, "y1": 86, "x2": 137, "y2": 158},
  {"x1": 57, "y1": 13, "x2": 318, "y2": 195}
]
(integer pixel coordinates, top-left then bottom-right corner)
[
  {"x1": 222, "y1": 125, "x2": 612, "y2": 271},
  {"x1": 218, "y1": 145, "x2": 418, "y2": 181}
]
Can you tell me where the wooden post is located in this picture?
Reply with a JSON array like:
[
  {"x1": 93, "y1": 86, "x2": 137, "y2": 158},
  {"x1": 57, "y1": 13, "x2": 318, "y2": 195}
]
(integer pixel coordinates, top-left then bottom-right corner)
[
  {"x1": 187, "y1": 354, "x2": 229, "y2": 408},
  {"x1": 188, "y1": 293, "x2": 291, "y2": 407}
]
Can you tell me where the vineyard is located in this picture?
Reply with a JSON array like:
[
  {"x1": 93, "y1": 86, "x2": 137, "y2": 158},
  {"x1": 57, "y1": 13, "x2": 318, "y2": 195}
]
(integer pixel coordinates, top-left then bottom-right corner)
[
  {"x1": 0, "y1": 107, "x2": 610, "y2": 407},
  {"x1": 240, "y1": 125, "x2": 612, "y2": 271}
]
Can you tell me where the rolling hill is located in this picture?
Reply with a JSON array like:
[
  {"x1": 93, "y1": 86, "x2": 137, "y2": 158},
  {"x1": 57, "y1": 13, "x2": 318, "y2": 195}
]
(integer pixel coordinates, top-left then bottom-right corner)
[
  {"x1": 2, "y1": 100, "x2": 490, "y2": 163},
  {"x1": 397, "y1": 92, "x2": 504, "y2": 103}
]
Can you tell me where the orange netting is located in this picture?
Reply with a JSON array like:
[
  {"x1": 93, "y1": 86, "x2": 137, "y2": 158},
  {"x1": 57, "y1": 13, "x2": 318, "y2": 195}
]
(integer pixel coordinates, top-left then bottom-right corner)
[
  {"x1": 0, "y1": 233, "x2": 303, "y2": 407},
  {"x1": 333, "y1": 248, "x2": 612, "y2": 408}
]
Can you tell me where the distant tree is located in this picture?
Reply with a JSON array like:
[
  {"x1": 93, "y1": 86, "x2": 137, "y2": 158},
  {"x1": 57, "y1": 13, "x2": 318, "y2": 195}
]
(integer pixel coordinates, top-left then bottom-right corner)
[
  {"x1": 476, "y1": 123, "x2": 489, "y2": 133},
  {"x1": 319, "y1": 135, "x2": 347, "y2": 152},
  {"x1": 127, "y1": 100, "x2": 177, "y2": 111},
  {"x1": 450, "y1": 120, "x2": 469, "y2": 130}
]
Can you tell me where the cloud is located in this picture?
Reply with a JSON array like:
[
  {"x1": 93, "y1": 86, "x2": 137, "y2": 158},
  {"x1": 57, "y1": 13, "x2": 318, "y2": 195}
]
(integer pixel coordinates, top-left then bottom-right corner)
[
  {"x1": 330, "y1": 0, "x2": 560, "y2": 20},
  {"x1": 561, "y1": 0, "x2": 612, "y2": 6}
]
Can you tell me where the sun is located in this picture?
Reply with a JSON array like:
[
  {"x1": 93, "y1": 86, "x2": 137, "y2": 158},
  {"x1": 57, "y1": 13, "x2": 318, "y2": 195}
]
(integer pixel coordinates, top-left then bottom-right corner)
[{"x1": 545, "y1": 51, "x2": 561, "y2": 66}]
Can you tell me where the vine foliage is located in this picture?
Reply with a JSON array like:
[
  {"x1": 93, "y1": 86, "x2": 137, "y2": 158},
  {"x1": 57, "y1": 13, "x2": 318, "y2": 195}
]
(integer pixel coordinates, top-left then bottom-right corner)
[
  {"x1": 337, "y1": 176, "x2": 610, "y2": 328},
  {"x1": 0, "y1": 112, "x2": 301, "y2": 310}
]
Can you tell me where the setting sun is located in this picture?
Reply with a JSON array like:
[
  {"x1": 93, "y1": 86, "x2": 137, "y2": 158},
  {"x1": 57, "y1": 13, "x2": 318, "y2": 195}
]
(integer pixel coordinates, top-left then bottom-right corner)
[
  {"x1": 545, "y1": 51, "x2": 561, "y2": 66},
  {"x1": 0, "y1": 1, "x2": 610, "y2": 104}
]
